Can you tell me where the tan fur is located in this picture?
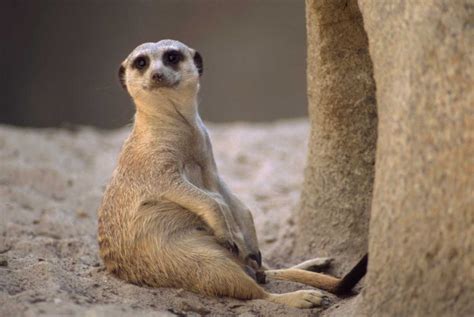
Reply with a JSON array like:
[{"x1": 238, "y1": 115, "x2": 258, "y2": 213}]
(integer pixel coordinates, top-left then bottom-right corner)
[
  {"x1": 98, "y1": 40, "x2": 343, "y2": 308},
  {"x1": 265, "y1": 269, "x2": 340, "y2": 293}
]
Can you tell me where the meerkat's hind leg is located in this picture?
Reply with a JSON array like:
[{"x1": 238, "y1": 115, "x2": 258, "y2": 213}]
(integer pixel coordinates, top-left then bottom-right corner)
[
  {"x1": 161, "y1": 233, "x2": 326, "y2": 308},
  {"x1": 256, "y1": 257, "x2": 333, "y2": 285},
  {"x1": 291, "y1": 257, "x2": 334, "y2": 272},
  {"x1": 260, "y1": 257, "x2": 332, "y2": 272},
  {"x1": 264, "y1": 268, "x2": 341, "y2": 293},
  {"x1": 265, "y1": 254, "x2": 368, "y2": 295}
]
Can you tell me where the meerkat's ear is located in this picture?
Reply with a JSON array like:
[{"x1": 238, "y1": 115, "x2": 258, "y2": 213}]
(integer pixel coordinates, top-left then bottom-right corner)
[
  {"x1": 193, "y1": 51, "x2": 203, "y2": 76},
  {"x1": 118, "y1": 64, "x2": 127, "y2": 90}
]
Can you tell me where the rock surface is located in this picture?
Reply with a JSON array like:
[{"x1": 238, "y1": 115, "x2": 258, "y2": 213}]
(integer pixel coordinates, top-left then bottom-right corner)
[
  {"x1": 358, "y1": 1, "x2": 474, "y2": 315},
  {"x1": 0, "y1": 120, "x2": 356, "y2": 316},
  {"x1": 294, "y1": 0, "x2": 377, "y2": 271}
]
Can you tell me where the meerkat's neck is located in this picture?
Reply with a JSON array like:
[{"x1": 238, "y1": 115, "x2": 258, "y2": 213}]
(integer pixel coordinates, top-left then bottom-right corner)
[{"x1": 133, "y1": 94, "x2": 201, "y2": 135}]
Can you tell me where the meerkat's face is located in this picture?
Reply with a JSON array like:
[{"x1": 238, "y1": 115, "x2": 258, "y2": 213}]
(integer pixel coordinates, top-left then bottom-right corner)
[{"x1": 119, "y1": 40, "x2": 203, "y2": 102}]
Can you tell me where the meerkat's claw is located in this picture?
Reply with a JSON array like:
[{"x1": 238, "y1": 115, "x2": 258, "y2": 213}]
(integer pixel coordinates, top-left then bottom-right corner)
[
  {"x1": 256, "y1": 270, "x2": 266, "y2": 284},
  {"x1": 321, "y1": 295, "x2": 331, "y2": 308},
  {"x1": 230, "y1": 241, "x2": 239, "y2": 255}
]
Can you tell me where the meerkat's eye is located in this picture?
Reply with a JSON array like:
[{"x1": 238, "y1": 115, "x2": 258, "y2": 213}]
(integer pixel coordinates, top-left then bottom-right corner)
[
  {"x1": 133, "y1": 56, "x2": 149, "y2": 70},
  {"x1": 163, "y1": 50, "x2": 183, "y2": 65}
]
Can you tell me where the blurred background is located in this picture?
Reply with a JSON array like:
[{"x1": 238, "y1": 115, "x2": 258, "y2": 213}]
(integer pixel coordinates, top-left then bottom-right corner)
[{"x1": 0, "y1": 0, "x2": 307, "y2": 129}]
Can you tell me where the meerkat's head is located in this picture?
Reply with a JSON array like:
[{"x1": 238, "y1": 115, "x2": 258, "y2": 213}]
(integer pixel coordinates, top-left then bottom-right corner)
[{"x1": 119, "y1": 39, "x2": 203, "y2": 108}]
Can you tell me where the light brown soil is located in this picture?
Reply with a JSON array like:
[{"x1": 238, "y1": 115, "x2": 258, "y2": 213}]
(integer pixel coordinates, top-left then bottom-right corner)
[{"x1": 0, "y1": 119, "x2": 359, "y2": 316}]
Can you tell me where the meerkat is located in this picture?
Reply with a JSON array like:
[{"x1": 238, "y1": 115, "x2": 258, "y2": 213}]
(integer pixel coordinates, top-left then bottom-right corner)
[{"x1": 98, "y1": 39, "x2": 367, "y2": 309}]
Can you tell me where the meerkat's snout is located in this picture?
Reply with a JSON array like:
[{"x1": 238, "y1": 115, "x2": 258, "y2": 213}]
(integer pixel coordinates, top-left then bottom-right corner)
[
  {"x1": 148, "y1": 69, "x2": 177, "y2": 89},
  {"x1": 151, "y1": 71, "x2": 164, "y2": 84}
]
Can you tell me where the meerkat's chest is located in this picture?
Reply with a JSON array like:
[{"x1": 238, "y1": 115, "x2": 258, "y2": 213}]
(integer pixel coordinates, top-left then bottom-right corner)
[
  {"x1": 184, "y1": 161, "x2": 206, "y2": 188},
  {"x1": 186, "y1": 126, "x2": 211, "y2": 163},
  {"x1": 183, "y1": 153, "x2": 214, "y2": 191},
  {"x1": 182, "y1": 130, "x2": 216, "y2": 190}
]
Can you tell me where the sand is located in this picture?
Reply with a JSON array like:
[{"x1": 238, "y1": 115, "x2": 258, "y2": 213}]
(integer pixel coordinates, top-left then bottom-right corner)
[{"x1": 0, "y1": 119, "x2": 357, "y2": 316}]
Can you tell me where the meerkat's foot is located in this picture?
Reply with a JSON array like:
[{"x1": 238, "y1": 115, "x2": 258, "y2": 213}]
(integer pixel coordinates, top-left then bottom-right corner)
[
  {"x1": 267, "y1": 290, "x2": 328, "y2": 308},
  {"x1": 291, "y1": 257, "x2": 333, "y2": 271}
]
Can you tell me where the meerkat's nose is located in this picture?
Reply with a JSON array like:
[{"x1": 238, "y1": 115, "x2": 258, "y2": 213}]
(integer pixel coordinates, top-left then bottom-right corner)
[{"x1": 151, "y1": 72, "x2": 164, "y2": 83}]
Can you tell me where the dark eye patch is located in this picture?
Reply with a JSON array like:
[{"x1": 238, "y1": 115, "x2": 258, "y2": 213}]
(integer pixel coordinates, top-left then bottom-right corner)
[
  {"x1": 193, "y1": 51, "x2": 203, "y2": 76},
  {"x1": 163, "y1": 50, "x2": 184, "y2": 69},
  {"x1": 118, "y1": 65, "x2": 126, "y2": 89},
  {"x1": 132, "y1": 55, "x2": 149, "y2": 71}
]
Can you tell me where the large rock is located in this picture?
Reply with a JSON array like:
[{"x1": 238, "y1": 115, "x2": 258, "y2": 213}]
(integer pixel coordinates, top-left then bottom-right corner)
[
  {"x1": 294, "y1": 0, "x2": 377, "y2": 270},
  {"x1": 358, "y1": 1, "x2": 474, "y2": 315}
]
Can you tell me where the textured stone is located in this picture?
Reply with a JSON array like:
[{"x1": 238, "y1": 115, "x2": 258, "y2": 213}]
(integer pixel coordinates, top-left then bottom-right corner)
[
  {"x1": 358, "y1": 1, "x2": 474, "y2": 315},
  {"x1": 294, "y1": 0, "x2": 377, "y2": 271}
]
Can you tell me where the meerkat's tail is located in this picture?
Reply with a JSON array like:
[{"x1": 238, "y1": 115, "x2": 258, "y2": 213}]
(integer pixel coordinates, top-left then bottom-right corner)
[
  {"x1": 333, "y1": 253, "x2": 368, "y2": 295},
  {"x1": 264, "y1": 253, "x2": 368, "y2": 296}
]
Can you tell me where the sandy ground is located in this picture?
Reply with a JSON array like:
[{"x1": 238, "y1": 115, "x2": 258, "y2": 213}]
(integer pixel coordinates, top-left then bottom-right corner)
[{"x1": 0, "y1": 119, "x2": 358, "y2": 316}]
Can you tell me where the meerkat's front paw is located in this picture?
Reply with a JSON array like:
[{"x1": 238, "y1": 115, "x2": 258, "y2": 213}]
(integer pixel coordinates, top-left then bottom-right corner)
[
  {"x1": 215, "y1": 235, "x2": 239, "y2": 255},
  {"x1": 267, "y1": 290, "x2": 328, "y2": 308},
  {"x1": 291, "y1": 257, "x2": 334, "y2": 271},
  {"x1": 247, "y1": 250, "x2": 262, "y2": 268},
  {"x1": 215, "y1": 231, "x2": 248, "y2": 259}
]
